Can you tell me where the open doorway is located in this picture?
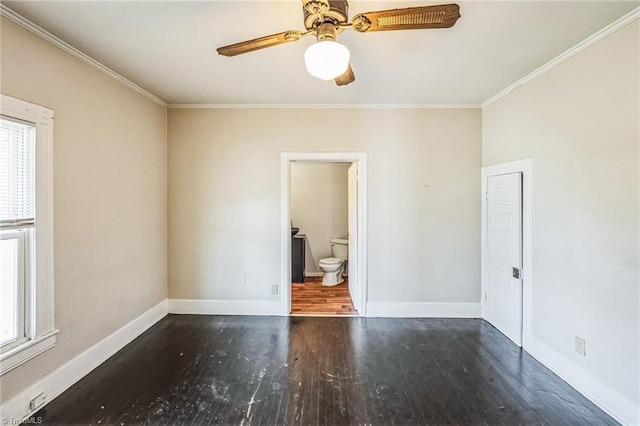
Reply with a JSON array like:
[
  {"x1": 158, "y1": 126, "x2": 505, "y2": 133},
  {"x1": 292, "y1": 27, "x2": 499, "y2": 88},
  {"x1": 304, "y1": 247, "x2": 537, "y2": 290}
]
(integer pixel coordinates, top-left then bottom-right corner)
[
  {"x1": 280, "y1": 153, "x2": 368, "y2": 317},
  {"x1": 290, "y1": 161, "x2": 354, "y2": 315}
]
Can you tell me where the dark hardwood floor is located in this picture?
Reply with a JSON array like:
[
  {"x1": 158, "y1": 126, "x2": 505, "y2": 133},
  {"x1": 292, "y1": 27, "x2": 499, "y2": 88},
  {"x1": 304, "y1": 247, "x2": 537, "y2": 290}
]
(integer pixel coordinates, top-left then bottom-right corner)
[
  {"x1": 291, "y1": 277, "x2": 357, "y2": 316},
  {"x1": 36, "y1": 315, "x2": 616, "y2": 425}
]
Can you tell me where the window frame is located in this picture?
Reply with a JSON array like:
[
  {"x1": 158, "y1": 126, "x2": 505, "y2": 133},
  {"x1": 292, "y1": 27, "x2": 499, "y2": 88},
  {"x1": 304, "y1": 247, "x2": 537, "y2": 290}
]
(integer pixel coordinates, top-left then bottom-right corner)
[
  {"x1": 0, "y1": 94, "x2": 56, "y2": 375},
  {"x1": 0, "y1": 229, "x2": 28, "y2": 350}
]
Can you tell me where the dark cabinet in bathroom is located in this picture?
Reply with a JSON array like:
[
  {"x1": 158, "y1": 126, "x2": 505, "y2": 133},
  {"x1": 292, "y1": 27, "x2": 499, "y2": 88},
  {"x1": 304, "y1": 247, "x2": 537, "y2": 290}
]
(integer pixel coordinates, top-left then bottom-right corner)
[{"x1": 292, "y1": 235, "x2": 306, "y2": 283}]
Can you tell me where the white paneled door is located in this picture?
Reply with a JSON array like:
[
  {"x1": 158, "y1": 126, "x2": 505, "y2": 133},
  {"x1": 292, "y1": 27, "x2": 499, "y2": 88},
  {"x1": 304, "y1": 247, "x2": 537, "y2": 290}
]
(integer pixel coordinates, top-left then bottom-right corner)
[
  {"x1": 347, "y1": 162, "x2": 358, "y2": 311},
  {"x1": 486, "y1": 173, "x2": 523, "y2": 346}
]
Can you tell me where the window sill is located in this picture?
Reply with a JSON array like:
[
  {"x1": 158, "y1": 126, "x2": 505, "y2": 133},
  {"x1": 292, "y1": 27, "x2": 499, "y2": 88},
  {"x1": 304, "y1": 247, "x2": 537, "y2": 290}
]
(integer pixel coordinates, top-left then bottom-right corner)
[{"x1": 0, "y1": 330, "x2": 58, "y2": 375}]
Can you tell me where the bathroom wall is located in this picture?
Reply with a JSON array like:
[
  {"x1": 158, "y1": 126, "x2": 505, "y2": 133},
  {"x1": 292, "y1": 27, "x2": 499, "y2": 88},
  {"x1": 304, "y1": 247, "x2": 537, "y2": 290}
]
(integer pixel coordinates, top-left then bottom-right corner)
[
  {"x1": 0, "y1": 17, "x2": 168, "y2": 403},
  {"x1": 291, "y1": 162, "x2": 349, "y2": 273},
  {"x1": 483, "y1": 20, "x2": 639, "y2": 415},
  {"x1": 168, "y1": 107, "x2": 482, "y2": 304}
]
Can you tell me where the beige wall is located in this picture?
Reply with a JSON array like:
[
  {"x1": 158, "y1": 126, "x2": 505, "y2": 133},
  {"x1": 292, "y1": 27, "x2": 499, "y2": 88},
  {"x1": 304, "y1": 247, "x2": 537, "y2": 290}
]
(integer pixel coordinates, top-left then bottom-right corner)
[
  {"x1": 168, "y1": 107, "x2": 482, "y2": 302},
  {"x1": 0, "y1": 18, "x2": 168, "y2": 402},
  {"x1": 483, "y1": 22, "x2": 639, "y2": 405},
  {"x1": 291, "y1": 162, "x2": 349, "y2": 273}
]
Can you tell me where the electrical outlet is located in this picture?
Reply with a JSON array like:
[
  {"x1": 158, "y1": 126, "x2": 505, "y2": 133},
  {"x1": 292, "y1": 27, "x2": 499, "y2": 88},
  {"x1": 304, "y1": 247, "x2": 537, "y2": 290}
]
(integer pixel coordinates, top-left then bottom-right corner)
[
  {"x1": 29, "y1": 392, "x2": 47, "y2": 411},
  {"x1": 271, "y1": 284, "x2": 279, "y2": 295},
  {"x1": 575, "y1": 336, "x2": 586, "y2": 357}
]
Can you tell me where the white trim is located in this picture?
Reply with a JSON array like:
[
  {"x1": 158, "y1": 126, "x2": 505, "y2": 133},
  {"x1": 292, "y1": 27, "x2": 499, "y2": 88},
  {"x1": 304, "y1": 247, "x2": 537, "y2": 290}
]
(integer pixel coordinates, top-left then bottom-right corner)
[
  {"x1": 281, "y1": 156, "x2": 292, "y2": 316},
  {"x1": 366, "y1": 302, "x2": 481, "y2": 318},
  {"x1": 481, "y1": 158, "x2": 534, "y2": 349},
  {"x1": 0, "y1": 331, "x2": 57, "y2": 375},
  {"x1": 0, "y1": 300, "x2": 168, "y2": 423},
  {"x1": 0, "y1": 94, "x2": 54, "y2": 125},
  {"x1": 1, "y1": 94, "x2": 56, "y2": 375},
  {"x1": 168, "y1": 299, "x2": 281, "y2": 316},
  {"x1": 0, "y1": 5, "x2": 167, "y2": 107},
  {"x1": 527, "y1": 336, "x2": 639, "y2": 425},
  {"x1": 304, "y1": 272, "x2": 324, "y2": 277},
  {"x1": 168, "y1": 103, "x2": 481, "y2": 109},
  {"x1": 281, "y1": 152, "x2": 368, "y2": 317},
  {"x1": 482, "y1": 7, "x2": 640, "y2": 107}
]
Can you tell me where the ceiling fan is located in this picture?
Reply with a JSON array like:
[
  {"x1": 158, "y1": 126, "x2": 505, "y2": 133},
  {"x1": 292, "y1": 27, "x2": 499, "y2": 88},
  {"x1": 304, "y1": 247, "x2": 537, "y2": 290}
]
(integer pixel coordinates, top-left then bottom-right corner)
[{"x1": 217, "y1": 1, "x2": 461, "y2": 86}]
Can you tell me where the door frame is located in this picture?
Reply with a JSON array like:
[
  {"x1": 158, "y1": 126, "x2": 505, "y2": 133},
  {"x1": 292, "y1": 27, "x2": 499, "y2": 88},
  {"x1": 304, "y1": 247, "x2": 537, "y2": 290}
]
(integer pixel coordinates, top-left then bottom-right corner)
[
  {"x1": 280, "y1": 152, "x2": 368, "y2": 316},
  {"x1": 481, "y1": 158, "x2": 534, "y2": 349}
]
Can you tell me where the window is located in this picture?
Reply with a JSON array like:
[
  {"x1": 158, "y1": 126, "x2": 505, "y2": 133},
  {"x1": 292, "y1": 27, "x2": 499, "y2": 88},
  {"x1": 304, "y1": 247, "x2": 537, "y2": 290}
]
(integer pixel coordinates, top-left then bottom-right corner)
[
  {"x1": 0, "y1": 94, "x2": 56, "y2": 375},
  {"x1": 1, "y1": 230, "x2": 26, "y2": 347}
]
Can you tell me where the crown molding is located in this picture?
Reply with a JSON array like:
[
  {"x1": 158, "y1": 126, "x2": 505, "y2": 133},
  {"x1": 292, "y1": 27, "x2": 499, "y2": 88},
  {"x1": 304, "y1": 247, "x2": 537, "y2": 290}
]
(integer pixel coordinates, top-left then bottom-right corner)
[
  {"x1": 0, "y1": 5, "x2": 167, "y2": 107},
  {"x1": 482, "y1": 6, "x2": 640, "y2": 108},
  {"x1": 168, "y1": 103, "x2": 481, "y2": 109}
]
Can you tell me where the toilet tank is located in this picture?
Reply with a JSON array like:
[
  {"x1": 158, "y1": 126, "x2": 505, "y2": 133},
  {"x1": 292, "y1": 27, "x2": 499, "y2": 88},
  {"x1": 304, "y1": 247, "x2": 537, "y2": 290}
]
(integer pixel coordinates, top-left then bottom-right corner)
[{"x1": 331, "y1": 238, "x2": 349, "y2": 259}]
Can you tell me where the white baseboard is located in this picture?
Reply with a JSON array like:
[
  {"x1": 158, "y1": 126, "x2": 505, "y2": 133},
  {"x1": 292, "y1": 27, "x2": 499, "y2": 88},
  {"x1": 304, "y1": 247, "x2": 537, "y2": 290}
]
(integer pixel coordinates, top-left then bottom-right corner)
[
  {"x1": 366, "y1": 302, "x2": 481, "y2": 318},
  {"x1": 527, "y1": 335, "x2": 639, "y2": 425},
  {"x1": 168, "y1": 299, "x2": 282, "y2": 316},
  {"x1": 1, "y1": 300, "x2": 168, "y2": 423}
]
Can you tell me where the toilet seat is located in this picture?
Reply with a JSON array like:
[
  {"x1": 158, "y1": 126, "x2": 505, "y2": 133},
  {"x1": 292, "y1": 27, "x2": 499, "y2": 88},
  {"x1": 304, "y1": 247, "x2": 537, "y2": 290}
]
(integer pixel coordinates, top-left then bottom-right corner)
[{"x1": 319, "y1": 257, "x2": 342, "y2": 265}]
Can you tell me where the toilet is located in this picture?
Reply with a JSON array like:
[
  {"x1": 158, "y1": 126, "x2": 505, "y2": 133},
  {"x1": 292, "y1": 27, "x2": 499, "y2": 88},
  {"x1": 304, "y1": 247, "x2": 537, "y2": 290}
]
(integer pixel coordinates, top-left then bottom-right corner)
[{"x1": 319, "y1": 238, "x2": 348, "y2": 286}]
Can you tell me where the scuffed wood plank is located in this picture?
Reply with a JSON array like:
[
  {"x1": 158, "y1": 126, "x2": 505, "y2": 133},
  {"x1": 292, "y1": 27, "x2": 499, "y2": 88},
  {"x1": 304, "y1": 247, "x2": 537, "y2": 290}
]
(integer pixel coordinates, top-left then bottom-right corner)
[{"x1": 35, "y1": 315, "x2": 617, "y2": 425}]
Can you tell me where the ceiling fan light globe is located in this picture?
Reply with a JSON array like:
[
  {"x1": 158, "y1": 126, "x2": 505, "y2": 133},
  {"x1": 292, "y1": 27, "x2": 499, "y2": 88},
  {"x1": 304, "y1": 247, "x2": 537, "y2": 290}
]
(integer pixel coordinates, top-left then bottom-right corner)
[{"x1": 304, "y1": 40, "x2": 350, "y2": 81}]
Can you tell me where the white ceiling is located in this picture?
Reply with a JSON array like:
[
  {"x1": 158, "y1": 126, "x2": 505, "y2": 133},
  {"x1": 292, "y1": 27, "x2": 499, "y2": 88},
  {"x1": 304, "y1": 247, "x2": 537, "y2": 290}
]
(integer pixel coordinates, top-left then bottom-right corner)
[{"x1": 4, "y1": 1, "x2": 638, "y2": 105}]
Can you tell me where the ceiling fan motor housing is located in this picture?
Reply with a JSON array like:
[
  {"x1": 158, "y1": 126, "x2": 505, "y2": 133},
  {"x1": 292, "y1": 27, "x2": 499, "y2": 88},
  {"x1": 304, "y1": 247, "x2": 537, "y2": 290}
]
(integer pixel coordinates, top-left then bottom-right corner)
[
  {"x1": 315, "y1": 22, "x2": 338, "y2": 41},
  {"x1": 303, "y1": 0, "x2": 349, "y2": 31}
]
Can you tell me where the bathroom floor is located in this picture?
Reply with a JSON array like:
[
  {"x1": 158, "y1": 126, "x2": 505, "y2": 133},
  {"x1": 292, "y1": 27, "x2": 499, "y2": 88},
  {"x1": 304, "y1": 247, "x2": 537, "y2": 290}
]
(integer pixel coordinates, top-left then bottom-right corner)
[{"x1": 291, "y1": 277, "x2": 357, "y2": 315}]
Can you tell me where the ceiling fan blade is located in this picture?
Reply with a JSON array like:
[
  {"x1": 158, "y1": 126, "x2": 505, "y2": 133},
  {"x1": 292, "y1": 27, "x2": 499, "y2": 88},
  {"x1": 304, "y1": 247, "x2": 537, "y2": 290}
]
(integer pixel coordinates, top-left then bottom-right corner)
[
  {"x1": 351, "y1": 4, "x2": 460, "y2": 33},
  {"x1": 217, "y1": 30, "x2": 308, "y2": 57},
  {"x1": 335, "y1": 63, "x2": 355, "y2": 86}
]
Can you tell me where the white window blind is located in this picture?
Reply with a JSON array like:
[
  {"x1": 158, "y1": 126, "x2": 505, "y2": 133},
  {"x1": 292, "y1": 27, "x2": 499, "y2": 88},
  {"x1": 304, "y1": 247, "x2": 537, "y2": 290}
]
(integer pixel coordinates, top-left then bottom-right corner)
[{"x1": 0, "y1": 117, "x2": 36, "y2": 230}]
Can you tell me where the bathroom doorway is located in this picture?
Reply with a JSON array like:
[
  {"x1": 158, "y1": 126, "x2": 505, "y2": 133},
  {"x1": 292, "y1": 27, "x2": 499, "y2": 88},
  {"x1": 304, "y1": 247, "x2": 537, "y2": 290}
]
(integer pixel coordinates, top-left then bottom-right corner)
[{"x1": 280, "y1": 153, "x2": 368, "y2": 317}]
